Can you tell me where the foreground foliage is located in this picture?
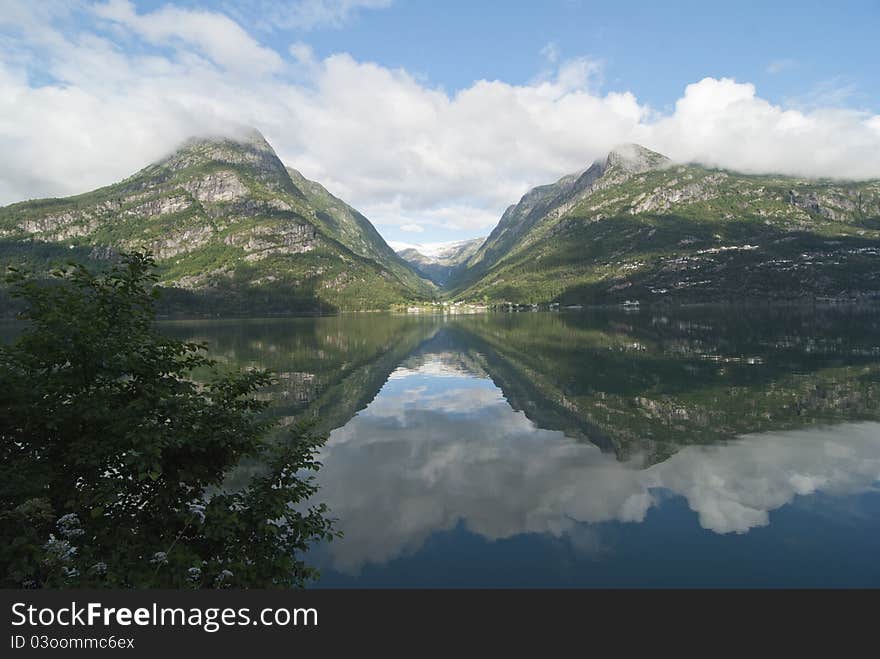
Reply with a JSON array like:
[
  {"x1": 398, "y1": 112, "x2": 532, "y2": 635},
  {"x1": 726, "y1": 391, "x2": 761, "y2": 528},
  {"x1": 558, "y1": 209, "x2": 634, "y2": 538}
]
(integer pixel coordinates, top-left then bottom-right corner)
[{"x1": 0, "y1": 252, "x2": 337, "y2": 588}]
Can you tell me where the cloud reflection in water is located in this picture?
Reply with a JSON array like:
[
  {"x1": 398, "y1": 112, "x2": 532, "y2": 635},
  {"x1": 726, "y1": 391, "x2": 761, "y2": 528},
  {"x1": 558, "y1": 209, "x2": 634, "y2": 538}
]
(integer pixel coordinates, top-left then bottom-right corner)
[{"x1": 315, "y1": 358, "x2": 880, "y2": 574}]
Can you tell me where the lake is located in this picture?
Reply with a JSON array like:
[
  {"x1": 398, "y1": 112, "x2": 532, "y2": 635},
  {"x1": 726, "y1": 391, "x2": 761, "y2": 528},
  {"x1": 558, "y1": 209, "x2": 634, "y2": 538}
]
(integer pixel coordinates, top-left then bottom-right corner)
[{"x1": 155, "y1": 306, "x2": 880, "y2": 587}]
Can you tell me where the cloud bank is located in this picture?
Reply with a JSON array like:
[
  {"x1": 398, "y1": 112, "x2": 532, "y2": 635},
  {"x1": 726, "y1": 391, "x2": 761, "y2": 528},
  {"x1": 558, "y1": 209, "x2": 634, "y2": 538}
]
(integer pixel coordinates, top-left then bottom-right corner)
[{"x1": 2, "y1": 1, "x2": 880, "y2": 241}]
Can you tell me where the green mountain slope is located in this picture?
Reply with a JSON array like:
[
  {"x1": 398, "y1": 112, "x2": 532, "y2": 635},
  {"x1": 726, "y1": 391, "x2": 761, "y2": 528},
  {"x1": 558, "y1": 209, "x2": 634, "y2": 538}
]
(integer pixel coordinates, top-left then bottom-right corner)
[
  {"x1": 450, "y1": 144, "x2": 880, "y2": 304},
  {"x1": 285, "y1": 166, "x2": 433, "y2": 295},
  {"x1": 0, "y1": 130, "x2": 431, "y2": 313}
]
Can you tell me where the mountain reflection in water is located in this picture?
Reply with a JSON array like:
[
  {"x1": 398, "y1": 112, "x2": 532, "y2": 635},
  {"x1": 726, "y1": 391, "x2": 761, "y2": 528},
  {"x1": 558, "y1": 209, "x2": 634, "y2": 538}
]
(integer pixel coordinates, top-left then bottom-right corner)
[{"x1": 156, "y1": 308, "x2": 880, "y2": 587}]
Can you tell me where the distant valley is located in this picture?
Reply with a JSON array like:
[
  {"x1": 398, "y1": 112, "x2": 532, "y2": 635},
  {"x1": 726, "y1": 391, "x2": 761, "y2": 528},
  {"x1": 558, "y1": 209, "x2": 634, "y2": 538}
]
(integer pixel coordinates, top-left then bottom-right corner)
[{"x1": 395, "y1": 238, "x2": 483, "y2": 286}]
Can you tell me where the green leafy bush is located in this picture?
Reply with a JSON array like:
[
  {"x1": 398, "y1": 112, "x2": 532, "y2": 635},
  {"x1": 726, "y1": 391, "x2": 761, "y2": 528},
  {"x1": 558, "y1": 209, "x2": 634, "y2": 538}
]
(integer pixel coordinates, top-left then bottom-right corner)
[{"x1": 0, "y1": 252, "x2": 338, "y2": 588}]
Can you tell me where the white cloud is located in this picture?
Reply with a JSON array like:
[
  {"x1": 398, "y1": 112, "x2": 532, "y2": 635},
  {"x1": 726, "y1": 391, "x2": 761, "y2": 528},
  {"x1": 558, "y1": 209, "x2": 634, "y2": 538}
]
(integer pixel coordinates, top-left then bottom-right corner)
[
  {"x1": 370, "y1": 198, "x2": 500, "y2": 235},
  {"x1": 92, "y1": 0, "x2": 283, "y2": 75},
  {"x1": 643, "y1": 77, "x2": 880, "y2": 180},
  {"x1": 2, "y1": 3, "x2": 880, "y2": 239},
  {"x1": 288, "y1": 41, "x2": 316, "y2": 66},
  {"x1": 399, "y1": 223, "x2": 424, "y2": 233}
]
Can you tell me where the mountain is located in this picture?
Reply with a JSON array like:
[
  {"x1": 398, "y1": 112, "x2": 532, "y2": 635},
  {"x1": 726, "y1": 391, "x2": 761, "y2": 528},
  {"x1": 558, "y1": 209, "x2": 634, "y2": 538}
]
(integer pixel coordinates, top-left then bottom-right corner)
[
  {"x1": 449, "y1": 144, "x2": 880, "y2": 305},
  {"x1": 284, "y1": 166, "x2": 431, "y2": 295},
  {"x1": 396, "y1": 237, "x2": 483, "y2": 286},
  {"x1": 0, "y1": 130, "x2": 432, "y2": 314}
]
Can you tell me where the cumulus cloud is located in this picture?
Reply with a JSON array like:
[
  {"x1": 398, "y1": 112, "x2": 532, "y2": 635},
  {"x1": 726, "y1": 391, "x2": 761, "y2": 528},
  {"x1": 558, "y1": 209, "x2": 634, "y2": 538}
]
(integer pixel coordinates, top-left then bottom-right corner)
[
  {"x1": 2, "y1": 1, "x2": 880, "y2": 240},
  {"x1": 92, "y1": 0, "x2": 283, "y2": 75}
]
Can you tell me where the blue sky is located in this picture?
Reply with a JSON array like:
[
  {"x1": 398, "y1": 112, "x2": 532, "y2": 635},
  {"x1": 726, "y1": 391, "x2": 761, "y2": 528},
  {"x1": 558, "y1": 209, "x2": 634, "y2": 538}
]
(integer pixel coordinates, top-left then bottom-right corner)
[
  {"x1": 280, "y1": 0, "x2": 880, "y2": 111},
  {"x1": 2, "y1": 0, "x2": 879, "y2": 247}
]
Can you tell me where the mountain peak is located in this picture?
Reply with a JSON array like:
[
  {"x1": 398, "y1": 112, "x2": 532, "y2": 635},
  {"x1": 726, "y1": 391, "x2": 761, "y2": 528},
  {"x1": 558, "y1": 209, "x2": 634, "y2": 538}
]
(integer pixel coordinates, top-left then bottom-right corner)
[
  {"x1": 605, "y1": 143, "x2": 671, "y2": 173},
  {"x1": 159, "y1": 128, "x2": 277, "y2": 169},
  {"x1": 148, "y1": 127, "x2": 302, "y2": 197}
]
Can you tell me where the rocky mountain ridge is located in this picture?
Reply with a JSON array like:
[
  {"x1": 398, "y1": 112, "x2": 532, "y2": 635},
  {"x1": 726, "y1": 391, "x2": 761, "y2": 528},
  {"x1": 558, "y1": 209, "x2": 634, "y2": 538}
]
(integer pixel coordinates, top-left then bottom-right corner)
[
  {"x1": 449, "y1": 144, "x2": 880, "y2": 305},
  {"x1": 0, "y1": 130, "x2": 432, "y2": 313},
  {"x1": 451, "y1": 144, "x2": 671, "y2": 289}
]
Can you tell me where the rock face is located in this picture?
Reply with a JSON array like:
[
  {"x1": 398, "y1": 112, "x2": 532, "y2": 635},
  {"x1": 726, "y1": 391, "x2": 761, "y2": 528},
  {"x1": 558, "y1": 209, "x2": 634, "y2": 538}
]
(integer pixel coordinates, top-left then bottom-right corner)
[
  {"x1": 0, "y1": 130, "x2": 432, "y2": 312},
  {"x1": 396, "y1": 238, "x2": 484, "y2": 286},
  {"x1": 605, "y1": 143, "x2": 672, "y2": 174},
  {"x1": 183, "y1": 171, "x2": 249, "y2": 203},
  {"x1": 450, "y1": 144, "x2": 880, "y2": 304}
]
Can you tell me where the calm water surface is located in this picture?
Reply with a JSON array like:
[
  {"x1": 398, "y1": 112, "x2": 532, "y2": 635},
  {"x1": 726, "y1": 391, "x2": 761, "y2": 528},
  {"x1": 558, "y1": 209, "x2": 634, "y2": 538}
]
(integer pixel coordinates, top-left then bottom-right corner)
[{"x1": 156, "y1": 307, "x2": 880, "y2": 587}]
